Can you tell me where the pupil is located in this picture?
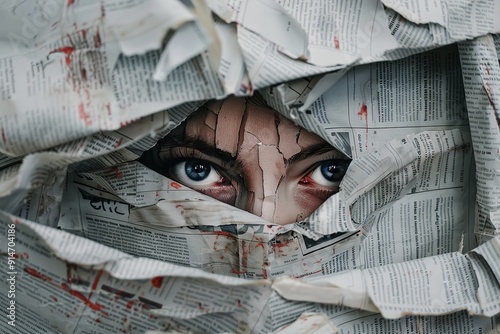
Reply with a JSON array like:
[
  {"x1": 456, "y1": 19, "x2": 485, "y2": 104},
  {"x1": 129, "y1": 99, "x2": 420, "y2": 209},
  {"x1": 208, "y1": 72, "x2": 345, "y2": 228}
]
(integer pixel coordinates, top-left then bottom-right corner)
[
  {"x1": 185, "y1": 159, "x2": 211, "y2": 181},
  {"x1": 321, "y1": 160, "x2": 349, "y2": 181}
]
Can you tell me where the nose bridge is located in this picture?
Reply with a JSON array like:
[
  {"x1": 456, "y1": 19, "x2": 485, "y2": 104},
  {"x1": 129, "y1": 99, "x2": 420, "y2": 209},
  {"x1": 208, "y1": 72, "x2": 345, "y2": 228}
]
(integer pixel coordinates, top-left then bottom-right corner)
[{"x1": 240, "y1": 152, "x2": 285, "y2": 222}]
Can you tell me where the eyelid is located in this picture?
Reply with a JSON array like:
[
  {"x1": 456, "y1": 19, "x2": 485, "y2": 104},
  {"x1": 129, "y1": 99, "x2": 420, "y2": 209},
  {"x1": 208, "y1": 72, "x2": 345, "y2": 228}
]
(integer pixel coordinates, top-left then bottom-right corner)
[
  {"x1": 286, "y1": 150, "x2": 350, "y2": 178},
  {"x1": 159, "y1": 146, "x2": 236, "y2": 173}
]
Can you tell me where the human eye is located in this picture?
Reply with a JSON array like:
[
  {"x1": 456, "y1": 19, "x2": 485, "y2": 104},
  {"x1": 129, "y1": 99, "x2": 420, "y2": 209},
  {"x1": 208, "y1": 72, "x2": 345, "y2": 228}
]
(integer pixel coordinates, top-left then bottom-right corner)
[
  {"x1": 170, "y1": 159, "x2": 226, "y2": 187},
  {"x1": 301, "y1": 159, "x2": 351, "y2": 187}
]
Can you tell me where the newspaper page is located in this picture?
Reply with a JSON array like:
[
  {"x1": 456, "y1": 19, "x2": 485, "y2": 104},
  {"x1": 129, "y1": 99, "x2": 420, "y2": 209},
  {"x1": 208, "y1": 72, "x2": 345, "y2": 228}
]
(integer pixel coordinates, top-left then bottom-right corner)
[{"x1": 1, "y1": 0, "x2": 500, "y2": 333}]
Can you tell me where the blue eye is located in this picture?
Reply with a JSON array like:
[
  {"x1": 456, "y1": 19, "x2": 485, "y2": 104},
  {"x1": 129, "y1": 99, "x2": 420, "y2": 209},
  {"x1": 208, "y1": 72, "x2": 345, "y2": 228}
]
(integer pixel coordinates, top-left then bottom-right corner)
[
  {"x1": 185, "y1": 159, "x2": 211, "y2": 181},
  {"x1": 310, "y1": 159, "x2": 350, "y2": 186},
  {"x1": 320, "y1": 159, "x2": 350, "y2": 182},
  {"x1": 171, "y1": 159, "x2": 224, "y2": 186}
]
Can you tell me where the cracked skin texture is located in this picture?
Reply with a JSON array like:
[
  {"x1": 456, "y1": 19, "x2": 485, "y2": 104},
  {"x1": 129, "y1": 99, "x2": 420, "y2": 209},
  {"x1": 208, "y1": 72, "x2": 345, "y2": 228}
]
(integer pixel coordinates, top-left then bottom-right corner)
[{"x1": 156, "y1": 95, "x2": 347, "y2": 225}]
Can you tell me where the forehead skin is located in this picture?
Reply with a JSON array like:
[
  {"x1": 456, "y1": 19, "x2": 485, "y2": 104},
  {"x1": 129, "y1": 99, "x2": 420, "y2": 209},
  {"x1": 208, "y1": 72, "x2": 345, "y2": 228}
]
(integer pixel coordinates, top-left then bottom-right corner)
[{"x1": 176, "y1": 96, "x2": 332, "y2": 224}]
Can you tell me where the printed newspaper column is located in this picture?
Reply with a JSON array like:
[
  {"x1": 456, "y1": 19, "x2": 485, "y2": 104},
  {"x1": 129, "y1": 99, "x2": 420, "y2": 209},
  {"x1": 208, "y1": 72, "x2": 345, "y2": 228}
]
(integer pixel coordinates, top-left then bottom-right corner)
[{"x1": 458, "y1": 35, "x2": 500, "y2": 237}]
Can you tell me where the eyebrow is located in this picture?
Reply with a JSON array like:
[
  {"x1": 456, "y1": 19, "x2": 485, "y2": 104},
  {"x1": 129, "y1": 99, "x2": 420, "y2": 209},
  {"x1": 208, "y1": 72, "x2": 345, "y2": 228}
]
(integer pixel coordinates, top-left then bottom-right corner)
[
  {"x1": 159, "y1": 135, "x2": 237, "y2": 165},
  {"x1": 162, "y1": 131, "x2": 341, "y2": 165},
  {"x1": 286, "y1": 143, "x2": 341, "y2": 165}
]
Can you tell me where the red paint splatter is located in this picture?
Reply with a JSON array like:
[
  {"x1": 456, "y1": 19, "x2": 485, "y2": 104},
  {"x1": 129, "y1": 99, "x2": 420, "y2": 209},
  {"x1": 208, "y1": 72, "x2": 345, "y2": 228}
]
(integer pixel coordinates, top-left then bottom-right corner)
[
  {"x1": 212, "y1": 231, "x2": 236, "y2": 239},
  {"x1": 357, "y1": 103, "x2": 368, "y2": 119},
  {"x1": 231, "y1": 268, "x2": 247, "y2": 275},
  {"x1": 271, "y1": 239, "x2": 294, "y2": 252},
  {"x1": 151, "y1": 276, "x2": 163, "y2": 288},
  {"x1": 78, "y1": 103, "x2": 92, "y2": 126},
  {"x1": 91, "y1": 269, "x2": 103, "y2": 291},
  {"x1": 358, "y1": 103, "x2": 369, "y2": 150},
  {"x1": 262, "y1": 268, "x2": 268, "y2": 279},
  {"x1": 67, "y1": 0, "x2": 75, "y2": 7},
  {"x1": 486, "y1": 65, "x2": 490, "y2": 75},
  {"x1": 255, "y1": 241, "x2": 265, "y2": 249},
  {"x1": 52, "y1": 297, "x2": 58, "y2": 302},
  {"x1": 155, "y1": 191, "x2": 159, "y2": 197},
  {"x1": 126, "y1": 300, "x2": 134, "y2": 309},
  {"x1": 24, "y1": 267, "x2": 52, "y2": 282},
  {"x1": 49, "y1": 46, "x2": 75, "y2": 66},
  {"x1": 81, "y1": 29, "x2": 88, "y2": 41},
  {"x1": 60, "y1": 283, "x2": 103, "y2": 311},
  {"x1": 119, "y1": 120, "x2": 133, "y2": 128},
  {"x1": 1, "y1": 128, "x2": 6, "y2": 143},
  {"x1": 170, "y1": 182, "x2": 182, "y2": 189},
  {"x1": 111, "y1": 166, "x2": 123, "y2": 179},
  {"x1": 113, "y1": 290, "x2": 124, "y2": 302},
  {"x1": 95, "y1": 318, "x2": 101, "y2": 323},
  {"x1": 334, "y1": 36, "x2": 340, "y2": 49}
]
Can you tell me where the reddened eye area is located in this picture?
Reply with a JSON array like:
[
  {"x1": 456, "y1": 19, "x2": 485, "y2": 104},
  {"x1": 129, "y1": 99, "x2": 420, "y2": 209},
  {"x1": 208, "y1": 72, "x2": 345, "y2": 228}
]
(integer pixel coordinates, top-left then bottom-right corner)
[
  {"x1": 171, "y1": 159, "x2": 225, "y2": 186},
  {"x1": 307, "y1": 159, "x2": 351, "y2": 186}
]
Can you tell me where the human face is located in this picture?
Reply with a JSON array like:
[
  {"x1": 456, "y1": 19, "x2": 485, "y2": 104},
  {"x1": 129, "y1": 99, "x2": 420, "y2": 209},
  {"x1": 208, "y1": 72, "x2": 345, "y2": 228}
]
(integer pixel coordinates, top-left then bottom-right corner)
[{"x1": 154, "y1": 96, "x2": 350, "y2": 225}]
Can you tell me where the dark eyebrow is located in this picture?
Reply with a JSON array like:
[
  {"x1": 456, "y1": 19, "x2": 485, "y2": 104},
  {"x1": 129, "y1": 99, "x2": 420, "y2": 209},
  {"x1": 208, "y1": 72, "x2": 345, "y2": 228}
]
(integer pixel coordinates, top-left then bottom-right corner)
[
  {"x1": 286, "y1": 143, "x2": 342, "y2": 165},
  {"x1": 159, "y1": 134, "x2": 236, "y2": 165}
]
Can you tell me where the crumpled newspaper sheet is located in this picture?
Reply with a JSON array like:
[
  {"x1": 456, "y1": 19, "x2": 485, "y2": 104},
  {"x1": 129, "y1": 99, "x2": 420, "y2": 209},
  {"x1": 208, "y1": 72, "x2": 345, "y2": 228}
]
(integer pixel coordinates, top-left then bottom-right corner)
[{"x1": 1, "y1": 0, "x2": 500, "y2": 333}]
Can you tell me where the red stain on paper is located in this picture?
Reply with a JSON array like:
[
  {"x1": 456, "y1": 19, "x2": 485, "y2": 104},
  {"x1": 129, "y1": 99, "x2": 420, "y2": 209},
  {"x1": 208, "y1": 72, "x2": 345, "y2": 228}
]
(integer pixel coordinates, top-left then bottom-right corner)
[
  {"x1": 151, "y1": 276, "x2": 163, "y2": 288},
  {"x1": 126, "y1": 300, "x2": 134, "y2": 309},
  {"x1": 1, "y1": 128, "x2": 6, "y2": 143},
  {"x1": 52, "y1": 296, "x2": 58, "y2": 302},
  {"x1": 49, "y1": 46, "x2": 75, "y2": 66},
  {"x1": 271, "y1": 239, "x2": 294, "y2": 253},
  {"x1": 255, "y1": 240, "x2": 265, "y2": 249},
  {"x1": 24, "y1": 267, "x2": 52, "y2": 282},
  {"x1": 61, "y1": 283, "x2": 104, "y2": 311},
  {"x1": 67, "y1": 0, "x2": 75, "y2": 7},
  {"x1": 358, "y1": 103, "x2": 369, "y2": 150},
  {"x1": 111, "y1": 166, "x2": 123, "y2": 179},
  {"x1": 357, "y1": 103, "x2": 368, "y2": 119},
  {"x1": 486, "y1": 65, "x2": 490, "y2": 75},
  {"x1": 231, "y1": 268, "x2": 247, "y2": 275},
  {"x1": 78, "y1": 103, "x2": 92, "y2": 126},
  {"x1": 170, "y1": 182, "x2": 182, "y2": 189},
  {"x1": 91, "y1": 269, "x2": 103, "y2": 290},
  {"x1": 334, "y1": 36, "x2": 340, "y2": 49},
  {"x1": 212, "y1": 231, "x2": 236, "y2": 239}
]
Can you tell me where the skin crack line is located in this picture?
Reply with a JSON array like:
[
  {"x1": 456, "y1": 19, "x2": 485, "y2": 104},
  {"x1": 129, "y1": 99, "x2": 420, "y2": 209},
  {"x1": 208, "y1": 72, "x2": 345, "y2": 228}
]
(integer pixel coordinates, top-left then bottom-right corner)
[{"x1": 142, "y1": 95, "x2": 351, "y2": 225}]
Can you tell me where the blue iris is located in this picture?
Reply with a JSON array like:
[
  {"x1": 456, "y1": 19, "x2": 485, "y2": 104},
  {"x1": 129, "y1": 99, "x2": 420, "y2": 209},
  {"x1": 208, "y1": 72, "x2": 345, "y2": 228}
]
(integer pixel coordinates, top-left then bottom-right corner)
[
  {"x1": 185, "y1": 159, "x2": 211, "y2": 181},
  {"x1": 320, "y1": 159, "x2": 350, "y2": 181}
]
